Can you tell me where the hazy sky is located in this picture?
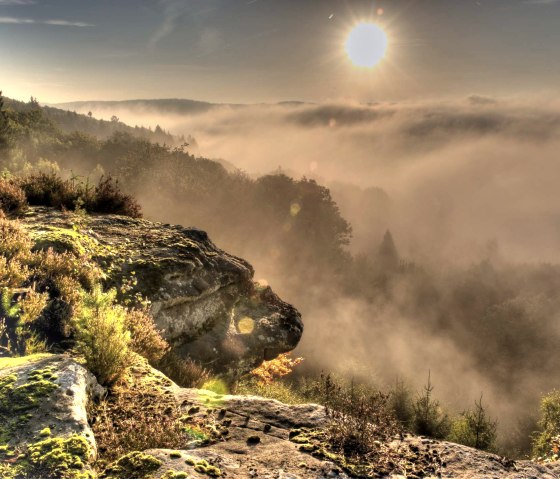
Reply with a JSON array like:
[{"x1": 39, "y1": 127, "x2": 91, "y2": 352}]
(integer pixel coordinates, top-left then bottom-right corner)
[{"x1": 1, "y1": 0, "x2": 560, "y2": 103}]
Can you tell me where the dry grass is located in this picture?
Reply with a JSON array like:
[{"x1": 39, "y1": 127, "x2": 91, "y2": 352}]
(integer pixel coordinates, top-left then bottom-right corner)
[{"x1": 89, "y1": 358, "x2": 189, "y2": 471}]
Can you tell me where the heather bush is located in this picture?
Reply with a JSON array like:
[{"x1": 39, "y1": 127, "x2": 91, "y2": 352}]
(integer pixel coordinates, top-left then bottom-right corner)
[
  {"x1": 17, "y1": 172, "x2": 141, "y2": 218},
  {"x1": 321, "y1": 374, "x2": 402, "y2": 459},
  {"x1": 0, "y1": 177, "x2": 27, "y2": 215},
  {"x1": 125, "y1": 308, "x2": 169, "y2": 364},
  {"x1": 154, "y1": 351, "x2": 210, "y2": 388}
]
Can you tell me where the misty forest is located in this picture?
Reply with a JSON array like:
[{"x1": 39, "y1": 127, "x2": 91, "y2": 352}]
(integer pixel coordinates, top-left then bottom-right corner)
[{"x1": 3, "y1": 1, "x2": 560, "y2": 478}]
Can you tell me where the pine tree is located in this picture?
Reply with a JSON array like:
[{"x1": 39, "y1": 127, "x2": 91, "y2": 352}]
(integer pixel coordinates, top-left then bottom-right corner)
[
  {"x1": 412, "y1": 371, "x2": 451, "y2": 439},
  {"x1": 377, "y1": 230, "x2": 399, "y2": 272},
  {"x1": 450, "y1": 395, "x2": 497, "y2": 451}
]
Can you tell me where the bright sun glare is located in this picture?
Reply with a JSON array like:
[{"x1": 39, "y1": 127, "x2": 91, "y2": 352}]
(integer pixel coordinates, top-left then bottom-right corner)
[{"x1": 345, "y1": 23, "x2": 388, "y2": 68}]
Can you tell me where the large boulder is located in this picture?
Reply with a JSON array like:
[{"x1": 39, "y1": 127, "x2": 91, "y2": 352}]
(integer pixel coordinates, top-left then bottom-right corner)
[{"x1": 19, "y1": 207, "x2": 303, "y2": 376}]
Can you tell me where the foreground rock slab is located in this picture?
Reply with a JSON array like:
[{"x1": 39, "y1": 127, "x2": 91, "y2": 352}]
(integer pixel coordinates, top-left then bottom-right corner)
[
  {"x1": 0, "y1": 354, "x2": 100, "y2": 478},
  {"x1": 20, "y1": 207, "x2": 303, "y2": 376},
  {"x1": 133, "y1": 383, "x2": 560, "y2": 479}
]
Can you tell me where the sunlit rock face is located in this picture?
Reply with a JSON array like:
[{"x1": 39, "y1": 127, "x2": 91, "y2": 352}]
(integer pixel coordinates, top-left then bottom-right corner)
[{"x1": 20, "y1": 207, "x2": 303, "y2": 376}]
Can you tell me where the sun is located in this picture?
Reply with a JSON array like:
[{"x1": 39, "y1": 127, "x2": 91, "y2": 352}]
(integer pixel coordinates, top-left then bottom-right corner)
[{"x1": 345, "y1": 23, "x2": 388, "y2": 68}]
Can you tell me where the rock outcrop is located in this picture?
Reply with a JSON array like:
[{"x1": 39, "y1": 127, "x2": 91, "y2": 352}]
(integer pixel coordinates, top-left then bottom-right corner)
[
  {"x1": 3, "y1": 355, "x2": 560, "y2": 479},
  {"x1": 19, "y1": 207, "x2": 303, "y2": 376}
]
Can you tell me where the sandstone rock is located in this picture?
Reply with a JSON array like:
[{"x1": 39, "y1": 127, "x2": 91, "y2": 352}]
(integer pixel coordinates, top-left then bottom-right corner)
[
  {"x1": 0, "y1": 354, "x2": 100, "y2": 477},
  {"x1": 19, "y1": 207, "x2": 303, "y2": 376},
  {"x1": 4, "y1": 356, "x2": 560, "y2": 479},
  {"x1": 143, "y1": 386, "x2": 560, "y2": 479}
]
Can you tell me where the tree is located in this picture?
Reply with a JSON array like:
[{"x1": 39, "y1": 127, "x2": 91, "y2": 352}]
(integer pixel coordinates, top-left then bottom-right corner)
[
  {"x1": 0, "y1": 91, "x2": 9, "y2": 150},
  {"x1": 412, "y1": 371, "x2": 450, "y2": 439},
  {"x1": 377, "y1": 230, "x2": 399, "y2": 272},
  {"x1": 449, "y1": 395, "x2": 497, "y2": 451},
  {"x1": 390, "y1": 378, "x2": 414, "y2": 429},
  {"x1": 532, "y1": 390, "x2": 560, "y2": 459}
]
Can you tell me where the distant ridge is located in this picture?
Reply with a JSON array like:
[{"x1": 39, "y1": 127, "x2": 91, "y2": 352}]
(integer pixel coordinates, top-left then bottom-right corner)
[
  {"x1": 53, "y1": 98, "x2": 224, "y2": 116},
  {"x1": 53, "y1": 98, "x2": 312, "y2": 116}
]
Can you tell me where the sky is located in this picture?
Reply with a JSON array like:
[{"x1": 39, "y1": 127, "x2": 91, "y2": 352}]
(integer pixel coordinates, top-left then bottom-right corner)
[{"x1": 1, "y1": 0, "x2": 560, "y2": 103}]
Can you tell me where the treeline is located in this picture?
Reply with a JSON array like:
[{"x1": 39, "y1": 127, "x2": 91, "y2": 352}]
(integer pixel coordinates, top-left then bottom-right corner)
[{"x1": 4, "y1": 96, "x2": 183, "y2": 145}]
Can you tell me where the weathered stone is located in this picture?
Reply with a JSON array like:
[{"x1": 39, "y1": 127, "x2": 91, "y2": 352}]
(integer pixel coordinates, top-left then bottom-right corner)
[
  {"x1": 154, "y1": 387, "x2": 560, "y2": 479},
  {"x1": 0, "y1": 354, "x2": 100, "y2": 478},
  {"x1": 19, "y1": 207, "x2": 303, "y2": 376}
]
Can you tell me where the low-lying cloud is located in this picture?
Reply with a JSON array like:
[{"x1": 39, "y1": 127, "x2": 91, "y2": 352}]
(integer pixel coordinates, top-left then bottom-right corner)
[
  {"x1": 59, "y1": 94, "x2": 560, "y2": 449},
  {"x1": 72, "y1": 96, "x2": 560, "y2": 263}
]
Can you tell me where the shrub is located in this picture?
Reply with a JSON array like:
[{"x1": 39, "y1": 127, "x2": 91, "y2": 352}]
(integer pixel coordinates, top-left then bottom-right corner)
[
  {"x1": 532, "y1": 390, "x2": 560, "y2": 460},
  {"x1": 1, "y1": 288, "x2": 49, "y2": 356},
  {"x1": 0, "y1": 217, "x2": 32, "y2": 260},
  {"x1": 154, "y1": 352, "x2": 210, "y2": 389},
  {"x1": 235, "y1": 377, "x2": 308, "y2": 404},
  {"x1": 249, "y1": 353, "x2": 304, "y2": 384},
  {"x1": 74, "y1": 286, "x2": 130, "y2": 386},
  {"x1": 125, "y1": 308, "x2": 169, "y2": 363},
  {"x1": 90, "y1": 176, "x2": 141, "y2": 218},
  {"x1": 17, "y1": 173, "x2": 141, "y2": 218},
  {"x1": 0, "y1": 178, "x2": 27, "y2": 215},
  {"x1": 448, "y1": 396, "x2": 497, "y2": 451},
  {"x1": 89, "y1": 359, "x2": 190, "y2": 471},
  {"x1": 321, "y1": 375, "x2": 401, "y2": 459},
  {"x1": 18, "y1": 173, "x2": 76, "y2": 210}
]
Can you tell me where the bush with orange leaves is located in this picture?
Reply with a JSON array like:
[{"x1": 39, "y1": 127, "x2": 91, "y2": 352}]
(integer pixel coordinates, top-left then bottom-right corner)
[{"x1": 250, "y1": 353, "x2": 304, "y2": 384}]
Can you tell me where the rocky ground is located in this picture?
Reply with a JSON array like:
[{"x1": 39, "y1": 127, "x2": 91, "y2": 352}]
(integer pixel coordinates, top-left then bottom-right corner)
[{"x1": 2, "y1": 354, "x2": 560, "y2": 479}]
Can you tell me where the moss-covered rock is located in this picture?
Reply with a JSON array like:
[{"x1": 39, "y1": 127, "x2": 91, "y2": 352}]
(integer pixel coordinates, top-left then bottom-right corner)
[
  {"x1": 100, "y1": 451, "x2": 163, "y2": 479},
  {"x1": 31, "y1": 225, "x2": 103, "y2": 257},
  {"x1": 0, "y1": 355, "x2": 102, "y2": 478},
  {"x1": 0, "y1": 361, "x2": 59, "y2": 442},
  {"x1": 27, "y1": 434, "x2": 94, "y2": 478}
]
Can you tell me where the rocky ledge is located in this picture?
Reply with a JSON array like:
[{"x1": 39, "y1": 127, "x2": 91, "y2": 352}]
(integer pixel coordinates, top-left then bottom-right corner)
[
  {"x1": 2, "y1": 355, "x2": 560, "y2": 479},
  {"x1": 18, "y1": 207, "x2": 303, "y2": 376}
]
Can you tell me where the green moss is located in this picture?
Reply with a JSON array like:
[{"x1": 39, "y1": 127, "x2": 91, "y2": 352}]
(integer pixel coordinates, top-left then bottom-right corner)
[
  {"x1": 100, "y1": 451, "x2": 163, "y2": 479},
  {"x1": 39, "y1": 427, "x2": 52, "y2": 437},
  {"x1": 0, "y1": 353, "x2": 53, "y2": 371},
  {"x1": 32, "y1": 226, "x2": 101, "y2": 257},
  {"x1": 11, "y1": 378, "x2": 58, "y2": 411},
  {"x1": 186, "y1": 458, "x2": 221, "y2": 477},
  {"x1": 0, "y1": 444, "x2": 16, "y2": 458},
  {"x1": 26, "y1": 434, "x2": 94, "y2": 479},
  {"x1": 161, "y1": 471, "x2": 188, "y2": 479},
  {"x1": 205, "y1": 465, "x2": 222, "y2": 477},
  {"x1": 0, "y1": 361, "x2": 59, "y2": 443},
  {"x1": 0, "y1": 463, "x2": 24, "y2": 479},
  {"x1": 169, "y1": 451, "x2": 182, "y2": 459}
]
